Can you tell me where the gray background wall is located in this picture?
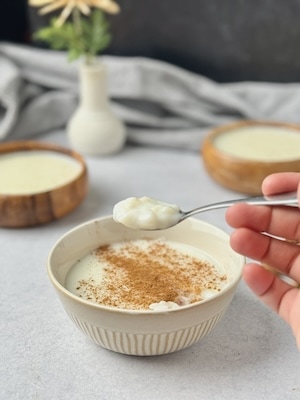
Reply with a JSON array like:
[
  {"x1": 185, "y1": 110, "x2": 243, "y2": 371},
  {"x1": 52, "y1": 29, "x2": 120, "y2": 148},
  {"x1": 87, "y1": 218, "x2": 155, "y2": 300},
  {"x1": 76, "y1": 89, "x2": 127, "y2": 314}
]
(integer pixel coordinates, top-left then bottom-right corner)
[{"x1": 4, "y1": 0, "x2": 300, "y2": 83}]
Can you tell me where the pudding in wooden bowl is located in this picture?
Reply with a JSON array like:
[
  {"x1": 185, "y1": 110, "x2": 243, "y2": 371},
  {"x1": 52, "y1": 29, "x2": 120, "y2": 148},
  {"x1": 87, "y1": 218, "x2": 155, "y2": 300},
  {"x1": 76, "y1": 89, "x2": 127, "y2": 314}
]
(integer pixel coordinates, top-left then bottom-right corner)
[
  {"x1": 0, "y1": 140, "x2": 88, "y2": 228},
  {"x1": 202, "y1": 120, "x2": 300, "y2": 195}
]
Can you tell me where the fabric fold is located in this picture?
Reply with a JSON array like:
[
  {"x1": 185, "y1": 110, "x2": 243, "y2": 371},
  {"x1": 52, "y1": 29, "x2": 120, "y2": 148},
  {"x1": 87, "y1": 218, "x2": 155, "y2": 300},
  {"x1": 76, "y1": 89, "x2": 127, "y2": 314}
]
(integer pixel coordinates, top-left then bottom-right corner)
[{"x1": 1, "y1": 42, "x2": 300, "y2": 151}]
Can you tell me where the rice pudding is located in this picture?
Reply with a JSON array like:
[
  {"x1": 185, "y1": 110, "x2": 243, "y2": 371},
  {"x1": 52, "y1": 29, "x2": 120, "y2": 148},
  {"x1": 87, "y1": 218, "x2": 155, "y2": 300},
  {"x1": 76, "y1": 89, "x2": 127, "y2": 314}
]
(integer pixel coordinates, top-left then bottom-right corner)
[
  {"x1": 65, "y1": 238, "x2": 228, "y2": 311},
  {"x1": 0, "y1": 150, "x2": 82, "y2": 194},
  {"x1": 113, "y1": 196, "x2": 182, "y2": 230},
  {"x1": 213, "y1": 125, "x2": 300, "y2": 161}
]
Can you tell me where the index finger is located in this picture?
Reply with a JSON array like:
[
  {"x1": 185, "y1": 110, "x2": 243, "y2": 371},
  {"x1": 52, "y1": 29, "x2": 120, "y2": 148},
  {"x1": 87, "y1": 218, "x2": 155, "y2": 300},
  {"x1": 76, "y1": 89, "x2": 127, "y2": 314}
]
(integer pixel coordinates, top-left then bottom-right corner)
[
  {"x1": 263, "y1": 172, "x2": 300, "y2": 201},
  {"x1": 226, "y1": 203, "x2": 300, "y2": 243}
]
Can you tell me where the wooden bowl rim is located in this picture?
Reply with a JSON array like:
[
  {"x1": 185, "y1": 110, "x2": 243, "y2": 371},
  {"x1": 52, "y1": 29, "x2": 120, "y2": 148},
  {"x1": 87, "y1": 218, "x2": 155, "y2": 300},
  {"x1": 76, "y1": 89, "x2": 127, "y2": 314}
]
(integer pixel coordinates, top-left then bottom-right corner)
[{"x1": 202, "y1": 120, "x2": 300, "y2": 166}]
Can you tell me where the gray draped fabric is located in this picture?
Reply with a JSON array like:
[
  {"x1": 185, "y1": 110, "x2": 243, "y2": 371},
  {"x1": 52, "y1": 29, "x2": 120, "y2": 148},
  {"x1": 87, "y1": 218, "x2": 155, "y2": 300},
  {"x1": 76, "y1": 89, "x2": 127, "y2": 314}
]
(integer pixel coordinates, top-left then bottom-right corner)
[{"x1": 1, "y1": 43, "x2": 300, "y2": 151}]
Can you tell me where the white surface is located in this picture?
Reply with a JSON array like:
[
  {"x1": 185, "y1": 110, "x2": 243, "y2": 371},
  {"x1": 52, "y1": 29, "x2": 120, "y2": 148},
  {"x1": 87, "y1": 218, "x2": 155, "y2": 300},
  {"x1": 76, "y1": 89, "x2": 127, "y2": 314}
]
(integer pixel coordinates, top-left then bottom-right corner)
[{"x1": 0, "y1": 130, "x2": 299, "y2": 400}]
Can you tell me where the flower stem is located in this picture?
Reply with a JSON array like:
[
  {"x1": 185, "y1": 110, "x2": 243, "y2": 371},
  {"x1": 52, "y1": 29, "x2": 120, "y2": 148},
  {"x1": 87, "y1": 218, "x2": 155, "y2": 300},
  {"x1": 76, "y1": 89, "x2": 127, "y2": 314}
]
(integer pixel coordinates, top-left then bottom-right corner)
[
  {"x1": 72, "y1": 8, "x2": 88, "y2": 64},
  {"x1": 72, "y1": 8, "x2": 82, "y2": 36}
]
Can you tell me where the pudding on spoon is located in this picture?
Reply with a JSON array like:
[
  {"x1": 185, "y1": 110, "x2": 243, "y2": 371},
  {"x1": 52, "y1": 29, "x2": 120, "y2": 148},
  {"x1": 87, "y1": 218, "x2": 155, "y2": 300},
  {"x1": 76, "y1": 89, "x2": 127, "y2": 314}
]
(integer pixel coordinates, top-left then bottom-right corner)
[
  {"x1": 113, "y1": 196, "x2": 181, "y2": 230},
  {"x1": 113, "y1": 192, "x2": 298, "y2": 231}
]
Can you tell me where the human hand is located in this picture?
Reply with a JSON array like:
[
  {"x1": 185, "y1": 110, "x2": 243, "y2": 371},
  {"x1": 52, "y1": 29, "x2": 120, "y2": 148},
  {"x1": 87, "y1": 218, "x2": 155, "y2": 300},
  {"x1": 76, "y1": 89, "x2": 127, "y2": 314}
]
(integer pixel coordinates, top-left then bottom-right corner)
[{"x1": 225, "y1": 172, "x2": 300, "y2": 349}]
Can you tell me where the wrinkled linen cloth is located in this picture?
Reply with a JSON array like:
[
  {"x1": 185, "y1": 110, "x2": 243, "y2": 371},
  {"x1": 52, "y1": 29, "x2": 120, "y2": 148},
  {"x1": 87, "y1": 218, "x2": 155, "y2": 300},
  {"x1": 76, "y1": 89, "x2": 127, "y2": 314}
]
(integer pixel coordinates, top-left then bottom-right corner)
[{"x1": 1, "y1": 42, "x2": 300, "y2": 151}]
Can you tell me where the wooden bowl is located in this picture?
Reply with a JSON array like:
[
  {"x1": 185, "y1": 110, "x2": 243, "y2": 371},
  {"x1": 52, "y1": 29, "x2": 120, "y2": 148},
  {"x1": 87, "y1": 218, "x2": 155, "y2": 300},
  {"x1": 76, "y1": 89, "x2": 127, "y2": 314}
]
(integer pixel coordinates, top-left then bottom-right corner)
[
  {"x1": 201, "y1": 120, "x2": 300, "y2": 195},
  {"x1": 0, "y1": 141, "x2": 88, "y2": 228}
]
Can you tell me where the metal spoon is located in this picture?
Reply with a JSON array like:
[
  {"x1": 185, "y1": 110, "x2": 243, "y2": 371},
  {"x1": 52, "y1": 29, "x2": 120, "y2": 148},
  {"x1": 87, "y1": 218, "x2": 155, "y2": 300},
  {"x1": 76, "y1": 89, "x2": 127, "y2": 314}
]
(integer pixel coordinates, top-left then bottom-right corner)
[
  {"x1": 114, "y1": 192, "x2": 299, "y2": 288},
  {"x1": 114, "y1": 191, "x2": 298, "y2": 231},
  {"x1": 177, "y1": 191, "x2": 298, "y2": 226},
  {"x1": 262, "y1": 264, "x2": 300, "y2": 289}
]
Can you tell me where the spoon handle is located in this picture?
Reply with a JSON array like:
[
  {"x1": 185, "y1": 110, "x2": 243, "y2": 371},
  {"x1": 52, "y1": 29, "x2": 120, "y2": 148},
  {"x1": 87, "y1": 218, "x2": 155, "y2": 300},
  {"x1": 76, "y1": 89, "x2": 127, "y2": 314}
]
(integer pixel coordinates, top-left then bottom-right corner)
[
  {"x1": 184, "y1": 191, "x2": 298, "y2": 219},
  {"x1": 243, "y1": 191, "x2": 298, "y2": 207}
]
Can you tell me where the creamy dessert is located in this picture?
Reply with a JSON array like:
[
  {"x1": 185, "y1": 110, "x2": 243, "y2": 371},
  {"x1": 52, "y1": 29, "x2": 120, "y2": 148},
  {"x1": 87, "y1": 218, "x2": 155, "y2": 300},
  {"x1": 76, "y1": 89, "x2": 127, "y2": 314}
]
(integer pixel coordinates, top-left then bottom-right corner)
[
  {"x1": 113, "y1": 196, "x2": 181, "y2": 230},
  {"x1": 65, "y1": 238, "x2": 227, "y2": 311},
  {"x1": 0, "y1": 150, "x2": 82, "y2": 194},
  {"x1": 214, "y1": 125, "x2": 300, "y2": 161}
]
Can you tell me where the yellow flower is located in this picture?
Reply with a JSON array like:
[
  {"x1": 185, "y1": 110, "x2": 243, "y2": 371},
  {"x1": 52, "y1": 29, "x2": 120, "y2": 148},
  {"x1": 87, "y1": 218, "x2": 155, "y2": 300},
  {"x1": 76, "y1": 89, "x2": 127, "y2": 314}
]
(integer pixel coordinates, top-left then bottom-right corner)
[{"x1": 29, "y1": 0, "x2": 120, "y2": 26}]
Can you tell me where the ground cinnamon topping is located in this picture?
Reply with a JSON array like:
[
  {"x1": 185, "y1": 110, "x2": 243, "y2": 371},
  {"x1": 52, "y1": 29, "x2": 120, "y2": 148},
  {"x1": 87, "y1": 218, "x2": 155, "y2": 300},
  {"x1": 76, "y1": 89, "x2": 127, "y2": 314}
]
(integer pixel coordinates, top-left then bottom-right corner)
[{"x1": 75, "y1": 239, "x2": 227, "y2": 310}]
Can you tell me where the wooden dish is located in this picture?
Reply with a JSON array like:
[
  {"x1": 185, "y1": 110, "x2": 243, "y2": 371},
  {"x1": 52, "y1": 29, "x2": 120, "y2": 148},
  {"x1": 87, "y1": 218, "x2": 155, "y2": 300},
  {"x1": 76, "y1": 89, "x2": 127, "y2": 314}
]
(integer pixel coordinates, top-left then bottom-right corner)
[
  {"x1": 201, "y1": 120, "x2": 300, "y2": 195},
  {"x1": 0, "y1": 141, "x2": 88, "y2": 228}
]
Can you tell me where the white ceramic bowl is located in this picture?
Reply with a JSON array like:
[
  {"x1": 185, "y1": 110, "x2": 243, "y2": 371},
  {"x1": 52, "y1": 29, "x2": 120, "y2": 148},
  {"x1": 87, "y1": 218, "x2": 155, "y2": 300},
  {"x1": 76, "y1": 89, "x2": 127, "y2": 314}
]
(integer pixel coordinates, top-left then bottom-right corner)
[{"x1": 47, "y1": 216, "x2": 244, "y2": 356}]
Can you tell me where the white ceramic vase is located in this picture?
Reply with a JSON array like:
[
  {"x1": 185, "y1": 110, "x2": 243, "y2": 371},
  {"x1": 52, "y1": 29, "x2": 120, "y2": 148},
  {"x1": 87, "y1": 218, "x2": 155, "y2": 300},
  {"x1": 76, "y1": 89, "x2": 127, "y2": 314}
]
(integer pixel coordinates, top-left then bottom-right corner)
[{"x1": 67, "y1": 62, "x2": 126, "y2": 156}]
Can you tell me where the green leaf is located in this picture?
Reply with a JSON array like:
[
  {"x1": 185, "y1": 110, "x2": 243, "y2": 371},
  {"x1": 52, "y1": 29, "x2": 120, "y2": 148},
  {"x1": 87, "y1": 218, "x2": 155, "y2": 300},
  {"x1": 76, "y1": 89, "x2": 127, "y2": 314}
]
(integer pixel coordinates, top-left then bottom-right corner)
[
  {"x1": 32, "y1": 10, "x2": 113, "y2": 62},
  {"x1": 68, "y1": 47, "x2": 83, "y2": 62}
]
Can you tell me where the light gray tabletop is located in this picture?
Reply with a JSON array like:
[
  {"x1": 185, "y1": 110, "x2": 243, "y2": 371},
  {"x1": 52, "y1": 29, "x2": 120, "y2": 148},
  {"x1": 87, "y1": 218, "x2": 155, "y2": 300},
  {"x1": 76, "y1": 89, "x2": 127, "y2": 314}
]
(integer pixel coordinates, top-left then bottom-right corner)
[{"x1": 1, "y1": 130, "x2": 299, "y2": 400}]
